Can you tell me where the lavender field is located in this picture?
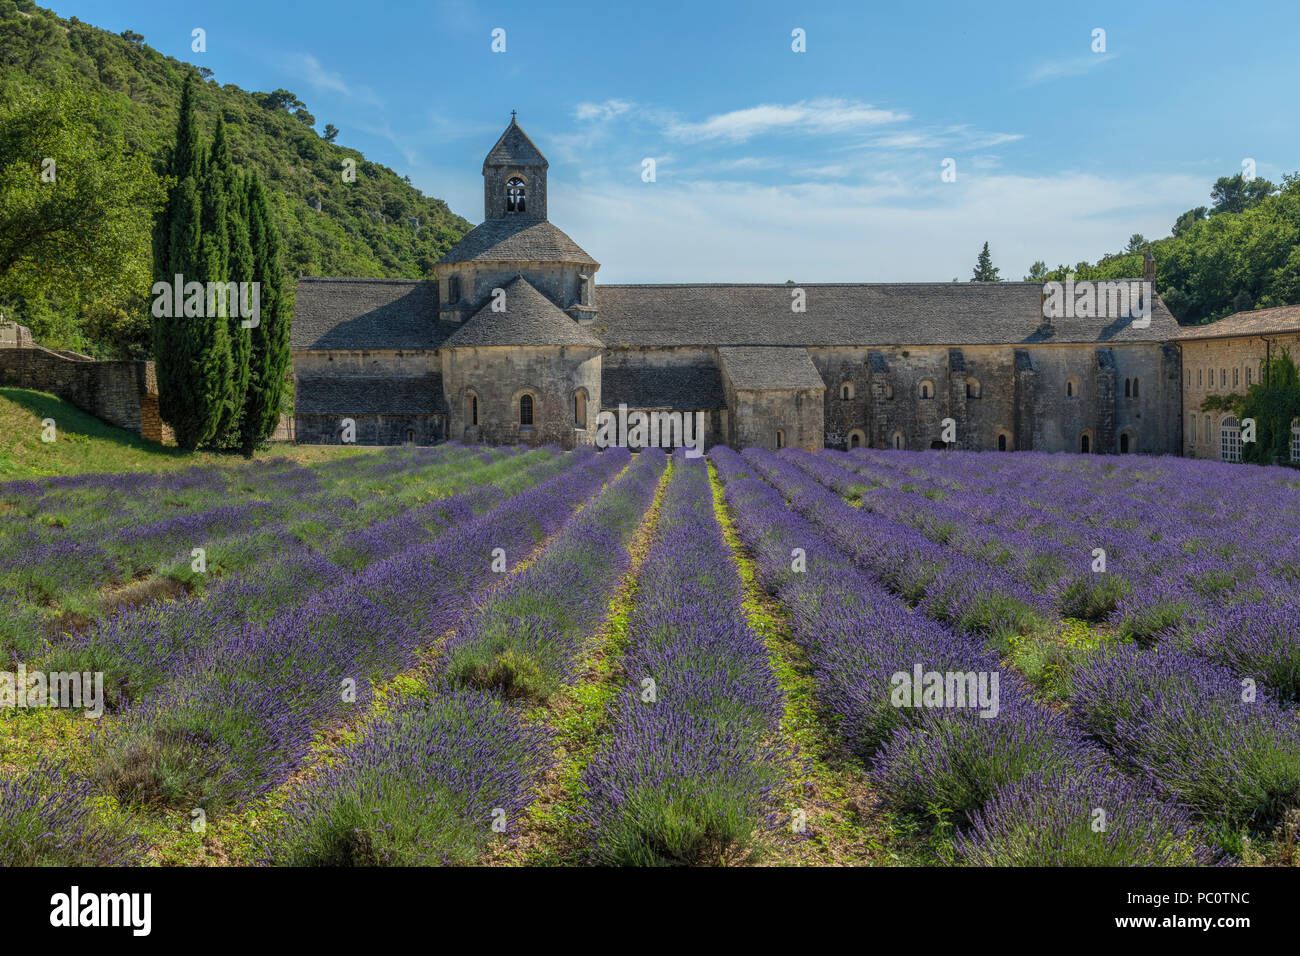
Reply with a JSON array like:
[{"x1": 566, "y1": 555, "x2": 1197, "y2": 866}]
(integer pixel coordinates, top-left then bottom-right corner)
[{"x1": 2, "y1": 444, "x2": 1299, "y2": 867}]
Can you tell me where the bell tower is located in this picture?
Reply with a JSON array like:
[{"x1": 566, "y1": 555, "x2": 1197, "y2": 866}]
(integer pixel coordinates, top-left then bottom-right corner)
[{"x1": 483, "y1": 112, "x2": 548, "y2": 220}]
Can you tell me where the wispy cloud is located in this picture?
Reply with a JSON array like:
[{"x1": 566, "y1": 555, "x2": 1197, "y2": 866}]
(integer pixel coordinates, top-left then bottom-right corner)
[
  {"x1": 1026, "y1": 53, "x2": 1117, "y2": 86},
  {"x1": 574, "y1": 99, "x2": 634, "y2": 122},
  {"x1": 287, "y1": 53, "x2": 384, "y2": 108},
  {"x1": 665, "y1": 98, "x2": 909, "y2": 143}
]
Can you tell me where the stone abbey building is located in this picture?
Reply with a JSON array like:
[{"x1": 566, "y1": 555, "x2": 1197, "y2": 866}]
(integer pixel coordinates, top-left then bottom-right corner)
[{"x1": 291, "y1": 117, "x2": 1191, "y2": 455}]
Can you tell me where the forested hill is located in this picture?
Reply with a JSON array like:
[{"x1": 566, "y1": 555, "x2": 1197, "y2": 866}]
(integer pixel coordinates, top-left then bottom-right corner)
[{"x1": 0, "y1": 0, "x2": 470, "y2": 334}]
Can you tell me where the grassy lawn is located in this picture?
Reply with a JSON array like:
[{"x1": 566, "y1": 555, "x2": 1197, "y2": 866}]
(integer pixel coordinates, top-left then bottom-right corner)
[{"x1": 0, "y1": 388, "x2": 374, "y2": 479}]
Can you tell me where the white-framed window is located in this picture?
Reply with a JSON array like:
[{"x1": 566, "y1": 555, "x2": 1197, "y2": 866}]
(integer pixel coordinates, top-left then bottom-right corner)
[
  {"x1": 1291, "y1": 419, "x2": 1300, "y2": 462},
  {"x1": 1221, "y1": 416, "x2": 1242, "y2": 462},
  {"x1": 1189, "y1": 413, "x2": 1197, "y2": 446}
]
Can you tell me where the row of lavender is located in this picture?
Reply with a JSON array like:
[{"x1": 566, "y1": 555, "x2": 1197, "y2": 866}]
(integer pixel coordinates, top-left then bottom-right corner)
[
  {"x1": 1, "y1": 445, "x2": 549, "y2": 666},
  {"x1": 1, "y1": 447, "x2": 632, "y2": 863},
  {"x1": 260, "y1": 449, "x2": 667, "y2": 865},
  {"x1": 46, "y1": 446, "x2": 566, "y2": 707},
  {"x1": 0, "y1": 443, "x2": 497, "y2": 617},
  {"x1": 817, "y1": 448, "x2": 1300, "y2": 705},
  {"x1": 579, "y1": 452, "x2": 784, "y2": 864},
  {"x1": 709, "y1": 447, "x2": 1212, "y2": 864}
]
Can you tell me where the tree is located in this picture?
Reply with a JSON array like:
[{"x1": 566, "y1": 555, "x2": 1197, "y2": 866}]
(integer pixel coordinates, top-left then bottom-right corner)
[
  {"x1": 1125, "y1": 234, "x2": 1147, "y2": 253},
  {"x1": 1172, "y1": 206, "x2": 1208, "y2": 237},
  {"x1": 0, "y1": 84, "x2": 163, "y2": 309},
  {"x1": 1024, "y1": 260, "x2": 1049, "y2": 281},
  {"x1": 263, "y1": 89, "x2": 305, "y2": 112},
  {"x1": 323, "y1": 124, "x2": 339, "y2": 143},
  {"x1": 207, "y1": 117, "x2": 252, "y2": 449},
  {"x1": 240, "y1": 173, "x2": 291, "y2": 457},
  {"x1": 970, "y1": 241, "x2": 1001, "y2": 282},
  {"x1": 1210, "y1": 173, "x2": 1277, "y2": 216},
  {"x1": 152, "y1": 73, "x2": 229, "y2": 450}
]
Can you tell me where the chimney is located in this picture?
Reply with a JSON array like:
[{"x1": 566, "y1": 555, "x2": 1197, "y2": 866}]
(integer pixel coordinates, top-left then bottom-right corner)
[{"x1": 1143, "y1": 252, "x2": 1156, "y2": 288}]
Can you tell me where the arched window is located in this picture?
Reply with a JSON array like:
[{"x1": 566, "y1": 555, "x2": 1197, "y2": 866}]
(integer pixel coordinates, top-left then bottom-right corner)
[
  {"x1": 965, "y1": 377, "x2": 981, "y2": 399},
  {"x1": 1220, "y1": 368, "x2": 1227, "y2": 388},
  {"x1": 848, "y1": 430, "x2": 865, "y2": 449},
  {"x1": 775, "y1": 429, "x2": 785, "y2": 449},
  {"x1": 1132, "y1": 377, "x2": 1140, "y2": 398},
  {"x1": 519, "y1": 393, "x2": 534, "y2": 427},
  {"x1": 1197, "y1": 369, "x2": 1203, "y2": 389},
  {"x1": 891, "y1": 430, "x2": 905, "y2": 450},
  {"x1": 1079, "y1": 432, "x2": 1091, "y2": 454},
  {"x1": 919, "y1": 380, "x2": 934, "y2": 400},
  {"x1": 1246, "y1": 367, "x2": 1253, "y2": 388},
  {"x1": 1292, "y1": 419, "x2": 1300, "y2": 462},
  {"x1": 1220, "y1": 416, "x2": 1241, "y2": 462},
  {"x1": 506, "y1": 177, "x2": 526, "y2": 214},
  {"x1": 997, "y1": 433, "x2": 1009, "y2": 452},
  {"x1": 840, "y1": 382, "x2": 854, "y2": 400},
  {"x1": 1233, "y1": 368, "x2": 1239, "y2": 388},
  {"x1": 1119, "y1": 432, "x2": 1130, "y2": 454},
  {"x1": 1066, "y1": 376, "x2": 1079, "y2": 398},
  {"x1": 406, "y1": 428, "x2": 415, "y2": 445},
  {"x1": 574, "y1": 390, "x2": 587, "y2": 429},
  {"x1": 1190, "y1": 412, "x2": 1198, "y2": 446},
  {"x1": 1124, "y1": 378, "x2": 1131, "y2": 398},
  {"x1": 467, "y1": 392, "x2": 479, "y2": 427}
]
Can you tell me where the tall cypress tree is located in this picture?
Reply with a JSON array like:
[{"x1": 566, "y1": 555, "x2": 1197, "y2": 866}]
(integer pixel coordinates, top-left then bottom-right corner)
[
  {"x1": 153, "y1": 73, "x2": 228, "y2": 450},
  {"x1": 208, "y1": 118, "x2": 252, "y2": 448},
  {"x1": 240, "y1": 172, "x2": 291, "y2": 457}
]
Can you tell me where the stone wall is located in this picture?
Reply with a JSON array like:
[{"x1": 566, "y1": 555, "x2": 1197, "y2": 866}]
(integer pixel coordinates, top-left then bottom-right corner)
[
  {"x1": 0, "y1": 342, "x2": 166, "y2": 441},
  {"x1": 1181, "y1": 332, "x2": 1300, "y2": 460},
  {"x1": 441, "y1": 344, "x2": 601, "y2": 448},
  {"x1": 813, "y1": 342, "x2": 1175, "y2": 454},
  {"x1": 294, "y1": 413, "x2": 444, "y2": 446}
]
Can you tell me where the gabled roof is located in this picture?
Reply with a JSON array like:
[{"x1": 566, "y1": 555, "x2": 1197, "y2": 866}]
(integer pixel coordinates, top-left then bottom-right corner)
[
  {"x1": 442, "y1": 276, "x2": 603, "y2": 349},
  {"x1": 592, "y1": 282, "x2": 1180, "y2": 347},
  {"x1": 435, "y1": 218, "x2": 597, "y2": 266},
  {"x1": 719, "y1": 347, "x2": 826, "y2": 391},
  {"x1": 600, "y1": 364, "x2": 726, "y2": 410},
  {"x1": 483, "y1": 118, "x2": 548, "y2": 169},
  {"x1": 1176, "y1": 304, "x2": 1300, "y2": 340},
  {"x1": 290, "y1": 278, "x2": 446, "y2": 351}
]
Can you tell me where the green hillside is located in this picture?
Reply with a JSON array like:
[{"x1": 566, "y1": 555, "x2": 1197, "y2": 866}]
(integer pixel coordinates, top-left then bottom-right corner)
[
  {"x1": 0, "y1": 388, "x2": 371, "y2": 479},
  {"x1": 0, "y1": 0, "x2": 470, "y2": 356}
]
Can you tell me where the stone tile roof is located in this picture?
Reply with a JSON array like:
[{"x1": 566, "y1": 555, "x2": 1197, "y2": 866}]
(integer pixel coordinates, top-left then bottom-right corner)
[
  {"x1": 436, "y1": 218, "x2": 597, "y2": 266},
  {"x1": 291, "y1": 278, "x2": 445, "y2": 351},
  {"x1": 719, "y1": 346, "x2": 826, "y2": 391},
  {"x1": 484, "y1": 119, "x2": 548, "y2": 169},
  {"x1": 295, "y1": 376, "x2": 444, "y2": 415},
  {"x1": 1176, "y1": 304, "x2": 1300, "y2": 340},
  {"x1": 442, "y1": 276, "x2": 604, "y2": 349},
  {"x1": 593, "y1": 282, "x2": 1180, "y2": 347},
  {"x1": 600, "y1": 364, "x2": 726, "y2": 410}
]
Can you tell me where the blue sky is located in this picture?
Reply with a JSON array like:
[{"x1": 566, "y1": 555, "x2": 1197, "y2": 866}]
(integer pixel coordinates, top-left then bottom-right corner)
[{"x1": 52, "y1": 0, "x2": 1300, "y2": 282}]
